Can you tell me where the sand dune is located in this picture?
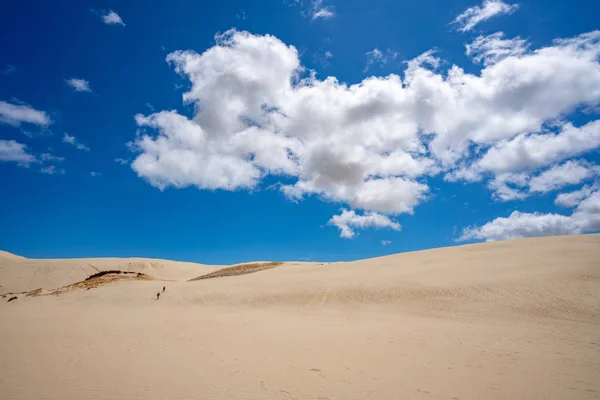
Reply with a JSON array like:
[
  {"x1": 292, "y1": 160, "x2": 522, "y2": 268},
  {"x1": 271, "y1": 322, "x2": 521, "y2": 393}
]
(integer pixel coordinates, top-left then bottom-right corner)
[
  {"x1": 1, "y1": 235, "x2": 599, "y2": 399},
  {"x1": 0, "y1": 254, "x2": 223, "y2": 294}
]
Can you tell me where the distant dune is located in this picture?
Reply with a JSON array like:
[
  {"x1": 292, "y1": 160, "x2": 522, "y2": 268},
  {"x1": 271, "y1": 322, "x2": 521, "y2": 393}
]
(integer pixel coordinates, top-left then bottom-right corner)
[
  {"x1": 0, "y1": 254, "x2": 224, "y2": 294},
  {"x1": 1, "y1": 234, "x2": 599, "y2": 399}
]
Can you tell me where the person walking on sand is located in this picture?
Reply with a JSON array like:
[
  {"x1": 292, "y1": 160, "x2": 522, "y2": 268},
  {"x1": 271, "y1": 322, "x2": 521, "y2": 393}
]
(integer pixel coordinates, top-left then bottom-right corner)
[
  {"x1": 156, "y1": 292, "x2": 160, "y2": 300},
  {"x1": 162, "y1": 286, "x2": 165, "y2": 292}
]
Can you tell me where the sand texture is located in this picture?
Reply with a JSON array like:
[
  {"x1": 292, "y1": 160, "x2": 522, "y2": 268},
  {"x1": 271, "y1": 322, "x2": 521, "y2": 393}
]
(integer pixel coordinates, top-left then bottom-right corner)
[{"x1": 1, "y1": 235, "x2": 599, "y2": 399}]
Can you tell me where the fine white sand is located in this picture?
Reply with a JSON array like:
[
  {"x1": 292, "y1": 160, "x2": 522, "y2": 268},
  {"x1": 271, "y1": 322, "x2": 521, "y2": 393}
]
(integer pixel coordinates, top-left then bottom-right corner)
[{"x1": 1, "y1": 234, "x2": 599, "y2": 399}]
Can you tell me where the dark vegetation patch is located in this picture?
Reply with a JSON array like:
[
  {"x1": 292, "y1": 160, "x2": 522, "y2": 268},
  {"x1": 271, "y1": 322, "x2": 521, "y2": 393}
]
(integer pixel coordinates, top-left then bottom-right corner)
[
  {"x1": 51, "y1": 271, "x2": 154, "y2": 295},
  {"x1": 188, "y1": 262, "x2": 284, "y2": 281}
]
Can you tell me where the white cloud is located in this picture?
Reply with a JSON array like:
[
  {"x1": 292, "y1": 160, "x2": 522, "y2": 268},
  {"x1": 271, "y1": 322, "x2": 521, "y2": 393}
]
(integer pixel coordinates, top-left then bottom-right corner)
[
  {"x1": 90, "y1": 171, "x2": 101, "y2": 177},
  {"x1": 366, "y1": 48, "x2": 384, "y2": 63},
  {"x1": 0, "y1": 140, "x2": 37, "y2": 166},
  {"x1": 62, "y1": 134, "x2": 75, "y2": 145},
  {"x1": 312, "y1": 9, "x2": 334, "y2": 19},
  {"x1": 529, "y1": 160, "x2": 598, "y2": 193},
  {"x1": 572, "y1": 190, "x2": 600, "y2": 231},
  {"x1": 65, "y1": 78, "x2": 92, "y2": 92},
  {"x1": 132, "y1": 30, "x2": 432, "y2": 215},
  {"x1": 328, "y1": 209, "x2": 401, "y2": 239},
  {"x1": 444, "y1": 165, "x2": 483, "y2": 183},
  {"x1": 482, "y1": 160, "x2": 599, "y2": 201},
  {"x1": 382, "y1": 240, "x2": 392, "y2": 246},
  {"x1": 311, "y1": 0, "x2": 334, "y2": 20},
  {"x1": 133, "y1": 111, "x2": 266, "y2": 191},
  {"x1": 102, "y1": 10, "x2": 125, "y2": 26},
  {"x1": 283, "y1": 177, "x2": 430, "y2": 215},
  {"x1": 129, "y1": 29, "x2": 600, "y2": 236},
  {"x1": 364, "y1": 48, "x2": 398, "y2": 72},
  {"x1": 40, "y1": 153, "x2": 65, "y2": 162},
  {"x1": 63, "y1": 133, "x2": 90, "y2": 151},
  {"x1": 477, "y1": 120, "x2": 600, "y2": 174},
  {"x1": 0, "y1": 101, "x2": 52, "y2": 127},
  {"x1": 452, "y1": 0, "x2": 519, "y2": 32},
  {"x1": 487, "y1": 172, "x2": 529, "y2": 201},
  {"x1": 0, "y1": 141, "x2": 64, "y2": 171},
  {"x1": 466, "y1": 32, "x2": 529, "y2": 66},
  {"x1": 433, "y1": 31, "x2": 600, "y2": 166},
  {"x1": 114, "y1": 157, "x2": 128, "y2": 165},
  {"x1": 460, "y1": 189, "x2": 600, "y2": 241},
  {"x1": 555, "y1": 185, "x2": 597, "y2": 207},
  {"x1": 460, "y1": 211, "x2": 580, "y2": 241},
  {"x1": 40, "y1": 165, "x2": 65, "y2": 175}
]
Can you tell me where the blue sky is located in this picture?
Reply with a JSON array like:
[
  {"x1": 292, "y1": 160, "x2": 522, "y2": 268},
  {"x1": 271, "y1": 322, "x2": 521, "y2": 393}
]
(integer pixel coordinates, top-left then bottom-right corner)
[{"x1": 1, "y1": 0, "x2": 599, "y2": 264}]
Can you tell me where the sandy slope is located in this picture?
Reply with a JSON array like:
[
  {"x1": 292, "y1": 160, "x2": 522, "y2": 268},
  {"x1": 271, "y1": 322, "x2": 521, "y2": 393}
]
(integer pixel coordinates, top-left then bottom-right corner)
[
  {"x1": 1, "y1": 235, "x2": 599, "y2": 399},
  {"x1": 0, "y1": 253, "x2": 224, "y2": 294}
]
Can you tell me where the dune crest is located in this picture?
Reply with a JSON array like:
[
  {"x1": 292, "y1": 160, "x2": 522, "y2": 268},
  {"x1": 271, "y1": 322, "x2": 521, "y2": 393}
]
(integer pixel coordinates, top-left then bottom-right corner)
[{"x1": 0, "y1": 253, "x2": 224, "y2": 294}]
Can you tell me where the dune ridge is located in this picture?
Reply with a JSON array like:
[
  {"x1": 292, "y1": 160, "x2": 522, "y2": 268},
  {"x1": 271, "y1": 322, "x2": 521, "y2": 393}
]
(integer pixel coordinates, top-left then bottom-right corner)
[{"x1": 0, "y1": 254, "x2": 224, "y2": 294}]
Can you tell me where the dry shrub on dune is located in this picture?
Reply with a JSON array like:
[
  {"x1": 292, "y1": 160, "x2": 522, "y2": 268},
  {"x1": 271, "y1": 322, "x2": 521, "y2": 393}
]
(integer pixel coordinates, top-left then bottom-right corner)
[{"x1": 189, "y1": 262, "x2": 283, "y2": 281}]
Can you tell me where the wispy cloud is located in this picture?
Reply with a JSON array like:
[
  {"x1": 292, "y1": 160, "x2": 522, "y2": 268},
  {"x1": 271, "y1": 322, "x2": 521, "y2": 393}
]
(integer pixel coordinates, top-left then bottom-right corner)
[
  {"x1": 382, "y1": 240, "x2": 392, "y2": 246},
  {"x1": 2, "y1": 64, "x2": 16, "y2": 75},
  {"x1": 65, "y1": 78, "x2": 92, "y2": 93},
  {"x1": 21, "y1": 129, "x2": 53, "y2": 139},
  {"x1": 114, "y1": 158, "x2": 128, "y2": 165},
  {"x1": 101, "y1": 10, "x2": 125, "y2": 26},
  {"x1": 90, "y1": 171, "x2": 101, "y2": 177},
  {"x1": 311, "y1": 0, "x2": 334, "y2": 20},
  {"x1": 328, "y1": 210, "x2": 401, "y2": 239},
  {"x1": 364, "y1": 48, "x2": 398, "y2": 72},
  {"x1": 0, "y1": 101, "x2": 52, "y2": 127},
  {"x1": 40, "y1": 153, "x2": 65, "y2": 162},
  {"x1": 313, "y1": 49, "x2": 333, "y2": 67},
  {"x1": 63, "y1": 133, "x2": 90, "y2": 151},
  {"x1": 466, "y1": 32, "x2": 529, "y2": 65},
  {"x1": 236, "y1": 10, "x2": 247, "y2": 20},
  {"x1": 452, "y1": 0, "x2": 519, "y2": 32},
  {"x1": 40, "y1": 165, "x2": 65, "y2": 175},
  {"x1": 0, "y1": 140, "x2": 37, "y2": 166}
]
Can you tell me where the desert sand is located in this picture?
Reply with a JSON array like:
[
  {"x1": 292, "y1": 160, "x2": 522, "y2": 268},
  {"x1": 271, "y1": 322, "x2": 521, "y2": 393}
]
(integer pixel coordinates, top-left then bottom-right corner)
[{"x1": 1, "y1": 234, "x2": 599, "y2": 399}]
